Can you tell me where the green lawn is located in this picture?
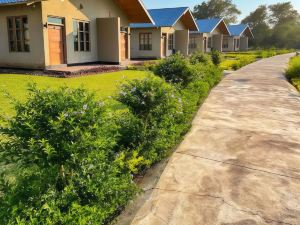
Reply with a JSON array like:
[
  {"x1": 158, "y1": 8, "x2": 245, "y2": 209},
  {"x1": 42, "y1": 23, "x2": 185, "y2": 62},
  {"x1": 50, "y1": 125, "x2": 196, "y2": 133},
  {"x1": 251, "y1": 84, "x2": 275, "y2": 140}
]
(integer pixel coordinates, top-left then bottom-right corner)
[{"x1": 0, "y1": 70, "x2": 148, "y2": 115}]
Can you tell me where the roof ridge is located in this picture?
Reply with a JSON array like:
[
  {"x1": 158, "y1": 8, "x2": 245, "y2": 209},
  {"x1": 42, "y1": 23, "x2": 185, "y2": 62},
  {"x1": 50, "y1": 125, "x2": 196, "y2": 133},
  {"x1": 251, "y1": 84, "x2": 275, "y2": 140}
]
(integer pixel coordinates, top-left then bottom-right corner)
[{"x1": 148, "y1": 6, "x2": 189, "y2": 11}]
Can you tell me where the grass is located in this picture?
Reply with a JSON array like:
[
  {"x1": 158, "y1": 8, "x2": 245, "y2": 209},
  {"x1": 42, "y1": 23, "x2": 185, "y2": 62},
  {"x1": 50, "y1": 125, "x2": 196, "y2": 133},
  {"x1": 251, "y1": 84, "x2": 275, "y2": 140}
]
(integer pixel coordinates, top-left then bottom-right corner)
[
  {"x1": 286, "y1": 55, "x2": 300, "y2": 91},
  {"x1": 0, "y1": 70, "x2": 148, "y2": 115},
  {"x1": 221, "y1": 49, "x2": 294, "y2": 70}
]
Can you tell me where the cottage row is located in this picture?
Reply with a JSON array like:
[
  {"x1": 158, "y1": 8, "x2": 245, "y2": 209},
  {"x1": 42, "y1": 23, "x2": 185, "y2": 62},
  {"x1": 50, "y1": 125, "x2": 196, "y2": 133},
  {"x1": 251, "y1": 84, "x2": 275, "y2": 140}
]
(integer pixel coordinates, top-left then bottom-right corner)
[{"x1": 0, "y1": 0, "x2": 254, "y2": 69}]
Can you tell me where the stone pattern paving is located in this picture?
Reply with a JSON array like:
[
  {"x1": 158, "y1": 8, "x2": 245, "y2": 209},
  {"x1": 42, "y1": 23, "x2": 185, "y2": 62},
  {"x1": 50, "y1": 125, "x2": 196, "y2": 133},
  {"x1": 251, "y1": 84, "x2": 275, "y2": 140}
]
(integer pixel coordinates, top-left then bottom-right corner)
[{"x1": 131, "y1": 53, "x2": 300, "y2": 225}]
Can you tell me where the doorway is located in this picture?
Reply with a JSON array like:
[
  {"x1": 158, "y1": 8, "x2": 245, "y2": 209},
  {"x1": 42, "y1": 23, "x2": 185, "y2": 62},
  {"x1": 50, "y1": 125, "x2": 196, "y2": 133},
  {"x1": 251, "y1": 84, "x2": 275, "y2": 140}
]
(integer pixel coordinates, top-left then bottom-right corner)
[
  {"x1": 120, "y1": 32, "x2": 128, "y2": 61},
  {"x1": 48, "y1": 17, "x2": 65, "y2": 66}
]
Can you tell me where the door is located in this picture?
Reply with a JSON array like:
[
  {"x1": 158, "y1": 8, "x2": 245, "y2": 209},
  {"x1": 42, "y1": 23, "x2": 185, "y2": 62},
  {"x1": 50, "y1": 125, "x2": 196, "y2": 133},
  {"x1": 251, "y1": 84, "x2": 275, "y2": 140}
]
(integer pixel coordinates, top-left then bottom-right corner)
[
  {"x1": 121, "y1": 32, "x2": 128, "y2": 61},
  {"x1": 203, "y1": 37, "x2": 207, "y2": 52},
  {"x1": 48, "y1": 25, "x2": 64, "y2": 65},
  {"x1": 162, "y1": 33, "x2": 167, "y2": 57}
]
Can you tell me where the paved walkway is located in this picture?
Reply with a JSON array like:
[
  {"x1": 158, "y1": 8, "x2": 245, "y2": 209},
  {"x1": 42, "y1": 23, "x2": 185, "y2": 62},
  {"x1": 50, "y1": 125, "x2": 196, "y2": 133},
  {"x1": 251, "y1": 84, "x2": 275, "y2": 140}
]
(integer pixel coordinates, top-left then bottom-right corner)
[{"x1": 131, "y1": 54, "x2": 300, "y2": 225}]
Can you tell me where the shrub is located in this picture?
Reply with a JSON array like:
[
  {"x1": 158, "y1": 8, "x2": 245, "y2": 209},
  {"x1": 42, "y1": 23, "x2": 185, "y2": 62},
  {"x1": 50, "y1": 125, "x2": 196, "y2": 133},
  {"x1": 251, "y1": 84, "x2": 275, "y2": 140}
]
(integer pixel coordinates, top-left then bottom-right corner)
[
  {"x1": 190, "y1": 51, "x2": 212, "y2": 65},
  {"x1": 286, "y1": 56, "x2": 300, "y2": 80},
  {"x1": 154, "y1": 53, "x2": 195, "y2": 85},
  {"x1": 0, "y1": 85, "x2": 137, "y2": 225},
  {"x1": 116, "y1": 76, "x2": 184, "y2": 164},
  {"x1": 211, "y1": 49, "x2": 222, "y2": 66}
]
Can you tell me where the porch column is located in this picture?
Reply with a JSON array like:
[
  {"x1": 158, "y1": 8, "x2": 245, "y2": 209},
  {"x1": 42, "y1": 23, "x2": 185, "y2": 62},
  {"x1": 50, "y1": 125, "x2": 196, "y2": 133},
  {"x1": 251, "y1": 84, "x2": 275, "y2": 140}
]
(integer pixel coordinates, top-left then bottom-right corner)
[{"x1": 96, "y1": 17, "x2": 121, "y2": 64}]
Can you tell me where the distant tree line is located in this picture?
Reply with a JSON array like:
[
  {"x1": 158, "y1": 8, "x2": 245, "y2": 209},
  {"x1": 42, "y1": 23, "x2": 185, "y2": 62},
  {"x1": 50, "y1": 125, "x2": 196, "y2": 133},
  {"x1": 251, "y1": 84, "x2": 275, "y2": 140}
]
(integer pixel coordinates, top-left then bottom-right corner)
[{"x1": 193, "y1": 0, "x2": 300, "y2": 49}]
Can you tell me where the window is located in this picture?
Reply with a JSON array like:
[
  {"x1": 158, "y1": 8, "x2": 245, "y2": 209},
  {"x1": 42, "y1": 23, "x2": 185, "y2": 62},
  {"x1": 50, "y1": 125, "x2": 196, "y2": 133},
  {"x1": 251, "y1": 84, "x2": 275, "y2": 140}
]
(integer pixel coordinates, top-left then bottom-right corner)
[
  {"x1": 223, "y1": 36, "x2": 229, "y2": 49},
  {"x1": 139, "y1": 33, "x2": 152, "y2": 50},
  {"x1": 168, "y1": 34, "x2": 174, "y2": 50},
  {"x1": 189, "y1": 37, "x2": 197, "y2": 49},
  {"x1": 7, "y1": 16, "x2": 30, "y2": 52},
  {"x1": 73, "y1": 20, "x2": 90, "y2": 52},
  {"x1": 207, "y1": 37, "x2": 212, "y2": 48}
]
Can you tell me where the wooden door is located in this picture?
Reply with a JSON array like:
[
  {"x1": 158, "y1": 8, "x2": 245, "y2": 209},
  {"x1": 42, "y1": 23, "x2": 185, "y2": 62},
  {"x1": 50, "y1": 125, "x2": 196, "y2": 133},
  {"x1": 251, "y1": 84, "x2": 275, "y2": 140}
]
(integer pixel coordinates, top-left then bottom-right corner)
[
  {"x1": 162, "y1": 34, "x2": 167, "y2": 57},
  {"x1": 48, "y1": 25, "x2": 64, "y2": 65},
  {"x1": 121, "y1": 33, "x2": 128, "y2": 61}
]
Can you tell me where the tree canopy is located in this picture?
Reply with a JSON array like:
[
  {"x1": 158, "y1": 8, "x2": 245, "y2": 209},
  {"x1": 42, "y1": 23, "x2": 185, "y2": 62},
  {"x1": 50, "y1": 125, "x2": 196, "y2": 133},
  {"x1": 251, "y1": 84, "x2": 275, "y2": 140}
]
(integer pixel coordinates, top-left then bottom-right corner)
[
  {"x1": 241, "y1": 2, "x2": 300, "y2": 49},
  {"x1": 193, "y1": 0, "x2": 241, "y2": 24}
]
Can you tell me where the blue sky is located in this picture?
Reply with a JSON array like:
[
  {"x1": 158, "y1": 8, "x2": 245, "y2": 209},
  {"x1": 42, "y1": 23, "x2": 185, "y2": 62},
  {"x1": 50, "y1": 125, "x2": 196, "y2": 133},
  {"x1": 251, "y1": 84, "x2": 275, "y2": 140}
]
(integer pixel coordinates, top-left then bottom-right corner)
[{"x1": 143, "y1": 0, "x2": 300, "y2": 22}]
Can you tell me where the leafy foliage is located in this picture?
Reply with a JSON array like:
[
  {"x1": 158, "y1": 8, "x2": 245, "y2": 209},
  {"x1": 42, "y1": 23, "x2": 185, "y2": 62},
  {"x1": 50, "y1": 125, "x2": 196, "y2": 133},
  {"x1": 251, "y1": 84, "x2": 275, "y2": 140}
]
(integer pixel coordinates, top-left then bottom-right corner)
[
  {"x1": 193, "y1": 0, "x2": 241, "y2": 24},
  {"x1": 211, "y1": 49, "x2": 222, "y2": 66},
  {"x1": 0, "y1": 86, "x2": 137, "y2": 225},
  {"x1": 154, "y1": 53, "x2": 195, "y2": 86},
  {"x1": 242, "y1": 2, "x2": 300, "y2": 49},
  {"x1": 286, "y1": 55, "x2": 300, "y2": 81},
  {"x1": 190, "y1": 51, "x2": 213, "y2": 65},
  {"x1": 116, "y1": 75, "x2": 184, "y2": 164}
]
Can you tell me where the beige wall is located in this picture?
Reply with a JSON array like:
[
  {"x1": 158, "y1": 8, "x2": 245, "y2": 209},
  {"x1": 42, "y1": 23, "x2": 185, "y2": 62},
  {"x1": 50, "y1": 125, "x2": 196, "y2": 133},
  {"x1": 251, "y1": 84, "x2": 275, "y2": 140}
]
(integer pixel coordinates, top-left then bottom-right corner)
[
  {"x1": 175, "y1": 30, "x2": 189, "y2": 56},
  {"x1": 41, "y1": 0, "x2": 130, "y2": 66},
  {"x1": 240, "y1": 36, "x2": 248, "y2": 51},
  {"x1": 97, "y1": 18, "x2": 120, "y2": 63},
  {"x1": 131, "y1": 19, "x2": 189, "y2": 59},
  {"x1": 130, "y1": 27, "x2": 162, "y2": 59},
  {"x1": 223, "y1": 35, "x2": 234, "y2": 52},
  {"x1": 0, "y1": 3, "x2": 45, "y2": 69},
  {"x1": 189, "y1": 27, "x2": 226, "y2": 53}
]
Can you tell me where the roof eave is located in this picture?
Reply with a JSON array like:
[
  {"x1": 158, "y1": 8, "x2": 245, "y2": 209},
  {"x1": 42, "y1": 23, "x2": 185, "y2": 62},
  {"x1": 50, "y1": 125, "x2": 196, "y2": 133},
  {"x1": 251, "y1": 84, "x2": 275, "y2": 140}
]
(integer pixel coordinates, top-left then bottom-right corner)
[{"x1": 172, "y1": 8, "x2": 198, "y2": 31}]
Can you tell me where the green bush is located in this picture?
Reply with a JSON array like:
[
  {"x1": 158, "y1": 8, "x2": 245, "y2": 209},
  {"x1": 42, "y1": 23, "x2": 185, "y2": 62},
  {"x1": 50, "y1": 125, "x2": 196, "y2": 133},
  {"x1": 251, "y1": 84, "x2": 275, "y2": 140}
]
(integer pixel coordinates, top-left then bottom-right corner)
[
  {"x1": 190, "y1": 51, "x2": 212, "y2": 65},
  {"x1": 232, "y1": 55, "x2": 256, "y2": 70},
  {"x1": 0, "y1": 86, "x2": 137, "y2": 225},
  {"x1": 286, "y1": 56, "x2": 300, "y2": 80},
  {"x1": 154, "y1": 53, "x2": 195, "y2": 86},
  {"x1": 116, "y1": 76, "x2": 184, "y2": 164},
  {"x1": 211, "y1": 49, "x2": 222, "y2": 65}
]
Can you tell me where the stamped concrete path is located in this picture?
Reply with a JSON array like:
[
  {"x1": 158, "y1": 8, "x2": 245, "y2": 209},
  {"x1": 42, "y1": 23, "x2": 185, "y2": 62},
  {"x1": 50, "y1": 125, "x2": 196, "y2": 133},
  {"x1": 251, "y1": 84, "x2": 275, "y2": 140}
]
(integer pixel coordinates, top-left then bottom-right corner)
[{"x1": 131, "y1": 53, "x2": 300, "y2": 225}]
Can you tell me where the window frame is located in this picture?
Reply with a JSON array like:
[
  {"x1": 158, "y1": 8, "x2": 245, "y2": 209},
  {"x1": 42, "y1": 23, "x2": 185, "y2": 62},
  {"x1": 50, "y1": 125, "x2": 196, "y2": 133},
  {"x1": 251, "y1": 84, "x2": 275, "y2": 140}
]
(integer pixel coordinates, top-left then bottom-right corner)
[
  {"x1": 139, "y1": 32, "x2": 152, "y2": 51},
  {"x1": 236, "y1": 38, "x2": 240, "y2": 48},
  {"x1": 168, "y1": 33, "x2": 174, "y2": 50},
  {"x1": 189, "y1": 36, "x2": 197, "y2": 49},
  {"x1": 222, "y1": 36, "x2": 229, "y2": 49},
  {"x1": 207, "y1": 37, "x2": 212, "y2": 48},
  {"x1": 73, "y1": 20, "x2": 91, "y2": 52},
  {"x1": 7, "y1": 15, "x2": 30, "y2": 53}
]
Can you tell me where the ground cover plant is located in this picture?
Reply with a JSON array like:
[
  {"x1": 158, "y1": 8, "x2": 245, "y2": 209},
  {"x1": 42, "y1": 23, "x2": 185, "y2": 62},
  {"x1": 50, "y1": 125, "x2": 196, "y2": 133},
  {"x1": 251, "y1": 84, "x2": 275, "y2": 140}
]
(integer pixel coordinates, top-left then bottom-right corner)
[
  {"x1": 220, "y1": 48, "x2": 294, "y2": 70},
  {"x1": 0, "y1": 53, "x2": 223, "y2": 224},
  {"x1": 286, "y1": 55, "x2": 300, "y2": 91}
]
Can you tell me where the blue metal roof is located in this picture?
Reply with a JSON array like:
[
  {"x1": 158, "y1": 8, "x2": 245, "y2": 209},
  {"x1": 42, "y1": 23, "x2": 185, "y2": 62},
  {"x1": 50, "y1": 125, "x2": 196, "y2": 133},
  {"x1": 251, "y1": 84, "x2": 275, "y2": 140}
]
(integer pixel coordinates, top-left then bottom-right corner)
[
  {"x1": 0, "y1": 0, "x2": 27, "y2": 4},
  {"x1": 195, "y1": 18, "x2": 223, "y2": 33},
  {"x1": 130, "y1": 7, "x2": 189, "y2": 28},
  {"x1": 228, "y1": 24, "x2": 249, "y2": 36}
]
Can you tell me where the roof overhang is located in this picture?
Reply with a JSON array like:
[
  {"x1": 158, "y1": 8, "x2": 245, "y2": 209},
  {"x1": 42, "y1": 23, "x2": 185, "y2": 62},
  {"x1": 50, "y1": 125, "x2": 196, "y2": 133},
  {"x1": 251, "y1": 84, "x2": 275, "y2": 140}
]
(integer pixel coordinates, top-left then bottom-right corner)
[
  {"x1": 242, "y1": 26, "x2": 254, "y2": 38},
  {"x1": 173, "y1": 8, "x2": 198, "y2": 31},
  {"x1": 0, "y1": 0, "x2": 40, "y2": 7},
  {"x1": 211, "y1": 19, "x2": 230, "y2": 35},
  {"x1": 114, "y1": 0, "x2": 154, "y2": 24}
]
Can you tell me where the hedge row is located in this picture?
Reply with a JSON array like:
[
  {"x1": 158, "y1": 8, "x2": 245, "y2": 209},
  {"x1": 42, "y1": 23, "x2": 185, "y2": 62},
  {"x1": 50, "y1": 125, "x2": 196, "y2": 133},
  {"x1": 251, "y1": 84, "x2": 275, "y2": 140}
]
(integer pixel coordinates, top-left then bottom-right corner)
[{"x1": 0, "y1": 53, "x2": 222, "y2": 225}]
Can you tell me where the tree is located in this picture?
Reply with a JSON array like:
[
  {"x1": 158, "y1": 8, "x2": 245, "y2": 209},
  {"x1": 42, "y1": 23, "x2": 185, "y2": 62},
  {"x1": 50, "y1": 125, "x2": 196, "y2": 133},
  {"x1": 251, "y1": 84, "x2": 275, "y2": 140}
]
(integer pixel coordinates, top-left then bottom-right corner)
[
  {"x1": 193, "y1": 0, "x2": 241, "y2": 24},
  {"x1": 241, "y1": 5, "x2": 268, "y2": 28},
  {"x1": 268, "y1": 2, "x2": 299, "y2": 26},
  {"x1": 241, "y1": 5, "x2": 271, "y2": 47}
]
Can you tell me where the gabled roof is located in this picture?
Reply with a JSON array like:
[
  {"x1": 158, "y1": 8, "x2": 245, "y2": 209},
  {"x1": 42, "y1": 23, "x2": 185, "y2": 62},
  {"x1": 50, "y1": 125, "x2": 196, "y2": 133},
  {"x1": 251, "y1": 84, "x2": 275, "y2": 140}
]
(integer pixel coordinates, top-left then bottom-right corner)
[
  {"x1": 228, "y1": 24, "x2": 254, "y2": 38},
  {"x1": 192, "y1": 18, "x2": 230, "y2": 35},
  {"x1": 0, "y1": 0, "x2": 27, "y2": 4},
  {"x1": 0, "y1": 0, "x2": 154, "y2": 24},
  {"x1": 130, "y1": 7, "x2": 198, "y2": 31}
]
